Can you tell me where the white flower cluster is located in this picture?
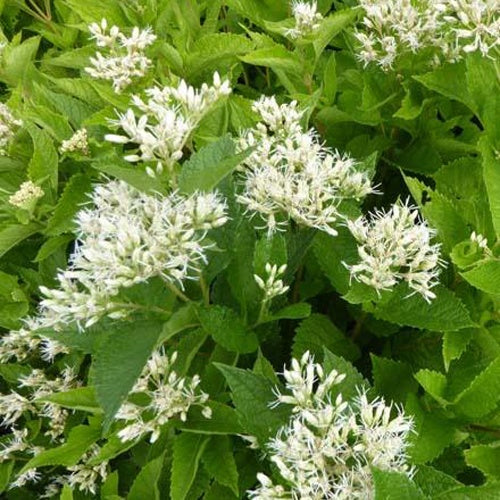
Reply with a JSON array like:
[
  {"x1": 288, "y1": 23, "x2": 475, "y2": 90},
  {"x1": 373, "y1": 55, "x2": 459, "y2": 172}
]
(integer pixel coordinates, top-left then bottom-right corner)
[
  {"x1": 85, "y1": 19, "x2": 156, "y2": 92},
  {"x1": 0, "y1": 428, "x2": 30, "y2": 463},
  {"x1": 0, "y1": 367, "x2": 78, "y2": 440},
  {"x1": 8, "y1": 181, "x2": 44, "y2": 210},
  {"x1": 60, "y1": 128, "x2": 89, "y2": 155},
  {"x1": 286, "y1": 1, "x2": 323, "y2": 39},
  {"x1": 66, "y1": 446, "x2": 108, "y2": 495},
  {"x1": 105, "y1": 72, "x2": 231, "y2": 176},
  {"x1": 346, "y1": 201, "x2": 442, "y2": 301},
  {"x1": 249, "y1": 352, "x2": 414, "y2": 499},
  {"x1": 0, "y1": 103, "x2": 22, "y2": 155},
  {"x1": 37, "y1": 180, "x2": 227, "y2": 330},
  {"x1": 355, "y1": 0, "x2": 500, "y2": 70},
  {"x1": 254, "y1": 263, "x2": 290, "y2": 302},
  {"x1": 237, "y1": 96, "x2": 374, "y2": 236},
  {"x1": 116, "y1": 350, "x2": 211, "y2": 443}
]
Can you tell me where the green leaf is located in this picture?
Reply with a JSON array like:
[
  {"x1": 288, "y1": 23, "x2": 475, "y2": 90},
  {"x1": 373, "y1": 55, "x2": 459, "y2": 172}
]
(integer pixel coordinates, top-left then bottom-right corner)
[
  {"x1": 371, "y1": 355, "x2": 417, "y2": 403},
  {"x1": 322, "y1": 348, "x2": 369, "y2": 401},
  {"x1": 267, "y1": 303, "x2": 311, "y2": 321},
  {"x1": 313, "y1": 8, "x2": 359, "y2": 57},
  {"x1": 453, "y1": 355, "x2": 500, "y2": 419},
  {"x1": 62, "y1": 0, "x2": 127, "y2": 25},
  {"x1": 202, "y1": 436, "x2": 239, "y2": 495},
  {"x1": 179, "y1": 402, "x2": 243, "y2": 435},
  {"x1": 414, "y1": 369, "x2": 448, "y2": 406},
  {"x1": 435, "y1": 483, "x2": 500, "y2": 499},
  {"x1": 461, "y1": 260, "x2": 500, "y2": 296},
  {"x1": 224, "y1": 0, "x2": 288, "y2": 25},
  {"x1": 179, "y1": 135, "x2": 248, "y2": 194},
  {"x1": 60, "y1": 485, "x2": 74, "y2": 500},
  {"x1": 171, "y1": 433, "x2": 209, "y2": 500},
  {"x1": 45, "y1": 174, "x2": 93, "y2": 236},
  {"x1": 198, "y1": 305, "x2": 258, "y2": 354},
  {"x1": 21, "y1": 423, "x2": 100, "y2": 472},
  {"x1": 0, "y1": 36, "x2": 40, "y2": 87},
  {"x1": 443, "y1": 329, "x2": 474, "y2": 371},
  {"x1": 34, "y1": 234, "x2": 73, "y2": 262},
  {"x1": 0, "y1": 461, "x2": 13, "y2": 494},
  {"x1": 322, "y1": 52, "x2": 337, "y2": 104},
  {"x1": 216, "y1": 364, "x2": 290, "y2": 444},
  {"x1": 373, "y1": 284, "x2": 474, "y2": 332},
  {"x1": 293, "y1": 314, "x2": 360, "y2": 361},
  {"x1": 413, "y1": 465, "x2": 461, "y2": 498},
  {"x1": 0, "y1": 223, "x2": 41, "y2": 258},
  {"x1": 128, "y1": 454, "x2": 165, "y2": 500},
  {"x1": 93, "y1": 320, "x2": 163, "y2": 429},
  {"x1": 27, "y1": 123, "x2": 58, "y2": 196},
  {"x1": 240, "y1": 45, "x2": 302, "y2": 74},
  {"x1": 479, "y1": 137, "x2": 500, "y2": 237},
  {"x1": 253, "y1": 233, "x2": 287, "y2": 276},
  {"x1": 159, "y1": 304, "x2": 199, "y2": 343},
  {"x1": 465, "y1": 443, "x2": 500, "y2": 480},
  {"x1": 372, "y1": 467, "x2": 426, "y2": 500},
  {"x1": 39, "y1": 386, "x2": 101, "y2": 414}
]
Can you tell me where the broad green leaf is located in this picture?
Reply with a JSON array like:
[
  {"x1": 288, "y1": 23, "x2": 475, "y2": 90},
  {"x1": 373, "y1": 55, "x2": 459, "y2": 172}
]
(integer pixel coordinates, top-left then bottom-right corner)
[
  {"x1": 253, "y1": 233, "x2": 287, "y2": 277},
  {"x1": 179, "y1": 135, "x2": 249, "y2": 194},
  {"x1": 293, "y1": 314, "x2": 360, "y2": 361},
  {"x1": 60, "y1": 485, "x2": 74, "y2": 500},
  {"x1": 87, "y1": 434, "x2": 137, "y2": 465},
  {"x1": 224, "y1": 0, "x2": 288, "y2": 25},
  {"x1": 93, "y1": 320, "x2": 163, "y2": 429},
  {"x1": 479, "y1": 137, "x2": 500, "y2": 236},
  {"x1": 202, "y1": 436, "x2": 239, "y2": 495},
  {"x1": 313, "y1": 8, "x2": 359, "y2": 57},
  {"x1": 34, "y1": 234, "x2": 73, "y2": 262},
  {"x1": 373, "y1": 284, "x2": 474, "y2": 332},
  {"x1": 322, "y1": 52, "x2": 337, "y2": 104},
  {"x1": 465, "y1": 443, "x2": 500, "y2": 480},
  {"x1": 205, "y1": 483, "x2": 237, "y2": 500},
  {"x1": 179, "y1": 402, "x2": 243, "y2": 435},
  {"x1": 253, "y1": 350, "x2": 279, "y2": 384},
  {"x1": 45, "y1": 174, "x2": 93, "y2": 236},
  {"x1": 267, "y1": 303, "x2": 311, "y2": 321},
  {"x1": 27, "y1": 123, "x2": 58, "y2": 196},
  {"x1": 452, "y1": 355, "x2": 500, "y2": 419},
  {"x1": 216, "y1": 364, "x2": 290, "y2": 444},
  {"x1": 128, "y1": 454, "x2": 165, "y2": 500},
  {"x1": 461, "y1": 260, "x2": 500, "y2": 296},
  {"x1": 443, "y1": 329, "x2": 474, "y2": 371},
  {"x1": 0, "y1": 36, "x2": 40, "y2": 87},
  {"x1": 413, "y1": 465, "x2": 461, "y2": 498},
  {"x1": 414, "y1": 369, "x2": 448, "y2": 406},
  {"x1": 169, "y1": 328, "x2": 207, "y2": 376},
  {"x1": 62, "y1": 0, "x2": 127, "y2": 25},
  {"x1": 0, "y1": 462, "x2": 13, "y2": 494},
  {"x1": 39, "y1": 386, "x2": 101, "y2": 414},
  {"x1": 372, "y1": 468, "x2": 426, "y2": 500},
  {"x1": 159, "y1": 304, "x2": 199, "y2": 343},
  {"x1": 435, "y1": 483, "x2": 500, "y2": 499},
  {"x1": 0, "y1": 223, "x2": 41, "y2": 259},
  {"x1": 240, "y1": 45, "x2": 302, "y2": 74},
  {"x1": 371, "y1": 355, "x2": 417, "y2": 403},
  {"x1": 197, "y1": 305, "x2": 258, "y2": 354},
  {"x1": 322, "y1": 348, "x2": 369, "y2": 401},
  {"x1": 21, "y1": 423, "x2": 100, "y2": 472},
  {"x1": 171, "y1": 433, "x2": 209, "y2": 500}
]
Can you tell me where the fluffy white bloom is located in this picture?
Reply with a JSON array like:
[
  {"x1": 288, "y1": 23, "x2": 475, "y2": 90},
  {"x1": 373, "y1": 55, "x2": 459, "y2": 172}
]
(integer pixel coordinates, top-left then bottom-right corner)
[
  {"x1": 106, "y1": 72, "x2": 231, "y2": 175},
  {"x1": 248, "y1": 352, "x2": 414, "y2": 499},
  {"x1": 0, "y1": 103, "x2": 22, "y2": 155},
  {"x1": 36, "y1": 180, "x2": 227, "y2": 330},
  {"x1": 116, "y1": 350, "x2": 211, "y2": 443},
  {"x1": 60, "y1": 128, "x2": 89, "y2": 155},
  {"x1": 286, "y1": 1, "x2": 323, "y2": 39},
  {"x1": 254, "y1": 263, "x2": 290, "y2": 302},
  {"x1": 0, "y1": 428, "x2": 30, "y2": 462},
  {"x1": 8, "y1": 181, "x2": 44, "y2": 210},
  {"x1": 0, "y1": 324, "x2": 41, "y2": 363},
  {"x1": 355, "y1": 0, "x2": 500, "y2": 69},
  {"x1": 9, "y1": 468, "x2": 41, "y2": 489},
  {"x1": 66, "y1": 446, "x2": 108, "y2": 495},
  {"x1": 237, "y1": 96, "x2": 374, "y2": 236},
  {"x1": 85, "y1": 19, "x2": 156, "y2": 92},
  {"x1": 346, "y1": 200, "x2": 442, "y2": 301}
]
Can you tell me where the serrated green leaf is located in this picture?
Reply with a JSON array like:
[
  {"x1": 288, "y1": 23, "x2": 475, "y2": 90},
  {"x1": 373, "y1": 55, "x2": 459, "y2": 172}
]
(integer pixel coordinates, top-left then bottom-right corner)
[
  {"x1": 414, "y1": 369, "x2": 448, "y2": 405},
  {"x1": 202, "y1": 436, "x2": 239, "y2": 495},
  {"x1": 372, "y1": 467, "x2": 426, "y2": 500},
  {"x1": 216, "y1": 364, "x2": 290, "y2": 444},
  {"x1": 197, "y1": 305, "x2": 258, "y2": 354},
  {"x1": 93, "y1": 320, "x2": 163, "y2": 429},
  {"x1": 465, "y1": 443, "x2": 500, "y2": 480},
  {"x1": 45, "y1": 174, "x2": 92, "y2": 236},
  {"x1": 479, "y1": 137, "x2": 500, "y2": 237},
  {"x1": 39, "y1": 386, "x2": 101, "y2": 414},
  {"x1": 34, "y1": 234, "x2": 73, "y2": 262},
  {"x1": 171, "y1": 433, "x2": 209, "y2": 500},
  {"x1": 267, "y1": 303, "x2": 311, "y2": 321},
  {"x1": 461, "y1": 260, "x2": 500, "y2": 296},
  {"x1": 27, "y1": 123, "x2": 58, "y2": 196},
  {"x1": 240, "y1": 45, "x2": 302, "y2": 74},
  {"x1": 179, "y1": 135, "x2": 248, "y2": 194},
  {"x1": 179, "y1": 402, "x2": 243, "y2": 435},
  {"x1": 0, "y1": 223, "x2": 41, "y2": 259},
  {"x1": 443, "y1": 328, "x2": 474, "y2": 371},
  {"x1": 371, "y1": 355, "x2": 417, "y2": 403},
  {"x1": 293, "y1": 314, "x2": 359, "y2": 361},
  {"x1": 253, "y1": 233, "x2": 287, "y2": 277},
  {"x1": 413, "y1": 465, "x2": 461, "y2": 498},
  {"x1": 313, "y1": 8, "x2": 359, "y2": 57},
  {"x1": 373, "y1": 284, "x2": 474, "y2": 332},
  {"x1": 128, "y1": 454, "x2": 165, "y2": 500}
]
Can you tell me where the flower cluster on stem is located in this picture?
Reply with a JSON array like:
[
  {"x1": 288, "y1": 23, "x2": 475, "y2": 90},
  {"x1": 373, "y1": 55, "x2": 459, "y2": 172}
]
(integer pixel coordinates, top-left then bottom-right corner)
[
  {"x1": 105, "y1": 72, "x2": 231, "y2": 177},
  {"x1": 9, "y1": 181, "x2": 44, "y2": 211},
  {"x1": 116, "y1": 350, "x2": 211, "y2": 443},
  {"x1": 60, "y1": 128, "x2": 89, "y2": 155},
  {"x1": 237, "y1": 96, "x2": 374, "y2": 236},
  {"x1": 0, "y1": 103, "x2": 22, "y2": 155},
  {"x1": 85, "y1": 18, "x2": 156, "y2": 92},
  {"x1": 346, "y1": 200, "x2": 442, "y2": 301},
  {"x1": 248, "y1": 352, "x2": 414, "y2": 499},
  {"x1": 286, "y1": 1, "x2": 323, "y2": 39}
]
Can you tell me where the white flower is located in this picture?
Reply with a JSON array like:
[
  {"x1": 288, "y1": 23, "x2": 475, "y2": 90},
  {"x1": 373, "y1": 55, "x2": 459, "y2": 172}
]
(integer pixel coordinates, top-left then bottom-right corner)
[
  {"x1": 0, "y1": 324, "x2": 41, "y2": 363},
  {"x1": 0, "y1": 428, "x2": 30, "y2": 462},
  {"x1": 254, "y1": 263, "x2": 290, "y2": 302},
  {"x1": 105, "y1": 72, "x2": 231, "y2": 174},
  {"x1": 85, "y1": 19, "x2": 156, "y2": 92},
  {"x1": 346, "y1": 200, "x2": 442, "y2": 301},
  {"x1": 8, "y1": 181, "x2": 44, "y2": 210},
  {"x1": 248, "y1": 352, "x2": 414, "y2": 499},
  {"x1": 35, "y1": 180, "x2": 227, "y2": 330},
  {"x1": 60, "y1": 128, "x2": 89, "y2": 155},
  {"x1": 0, "y1": 103, "x2": 22, "y2": 155},
  {"x1": 116, "y1": 350, "x2": 211, "y2": 443},
  {"x1": 355, "y1": 0, "x2": 500, "y2": 69},
  {"x1": 286, "y1": 1, "x2": 323, "y2": 39},
  {"x1": 66, "y1": 446, "x2": 108, "y2": 495},
  {"x1": 237, "y1": 96, "x2": 374, "y2": 236},
  {"x1": 9, "y1": 468, "x2": 41, "y2": 489}
]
